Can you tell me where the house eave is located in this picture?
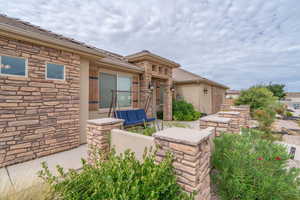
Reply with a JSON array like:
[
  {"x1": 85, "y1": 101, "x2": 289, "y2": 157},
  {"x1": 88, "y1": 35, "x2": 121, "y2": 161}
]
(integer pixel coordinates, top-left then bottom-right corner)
[
  {"x1": 126, "y1": 52, "x2": 180, "y2": 68},
  {"x1": 174, "y1": 79, "x2": 229, "y2": 89},
  {"x1": 0, "y1": 23, "x2": 106, "y2": 59}
]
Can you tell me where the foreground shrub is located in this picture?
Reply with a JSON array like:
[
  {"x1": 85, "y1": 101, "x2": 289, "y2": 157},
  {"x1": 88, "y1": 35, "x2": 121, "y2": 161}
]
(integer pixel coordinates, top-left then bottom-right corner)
[
  {"x1": 39, "y1": 150, "x2": 193, "y2": 200},
  {"x1": 173, "y1": 100, "x2": 201, "y2": 121},
  {"x1": 212, "y1": 130, "x2": 300, "y2": 200}
]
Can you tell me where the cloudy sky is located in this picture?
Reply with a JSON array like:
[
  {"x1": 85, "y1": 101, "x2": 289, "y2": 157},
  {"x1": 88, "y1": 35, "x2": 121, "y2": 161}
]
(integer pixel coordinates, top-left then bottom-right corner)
[{"x1": 1, "y1": 0, "x2": 299, "y2": 91}]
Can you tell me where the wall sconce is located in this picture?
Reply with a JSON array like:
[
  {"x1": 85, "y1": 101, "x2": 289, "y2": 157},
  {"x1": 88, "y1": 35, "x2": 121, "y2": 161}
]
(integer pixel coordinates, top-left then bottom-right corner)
[
  {"x1": 148, "y1": 83, "x2": 154, "y2": 91},
  {"x1": 170, "y1": 85, "x2": 176, "y2": 92},
  {"x1": 203, "y1": 88, "x2": 208, "y2": 94}
]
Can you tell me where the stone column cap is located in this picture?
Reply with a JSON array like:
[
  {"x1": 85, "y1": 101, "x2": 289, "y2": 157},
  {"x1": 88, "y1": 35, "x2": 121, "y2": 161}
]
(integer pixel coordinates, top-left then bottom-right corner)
[
  {"x1": 218, "y1": 111, "x2": 240, "y2": 115},
  {"x1": 153, "y1": 127, "x2": 214, "y2": 146},
  {"x1": 200, "y1": 115, "x2": 232, "y2": 123},
  {"x1": 87, "y1": 118, "x2": 124, "y2": 126}
]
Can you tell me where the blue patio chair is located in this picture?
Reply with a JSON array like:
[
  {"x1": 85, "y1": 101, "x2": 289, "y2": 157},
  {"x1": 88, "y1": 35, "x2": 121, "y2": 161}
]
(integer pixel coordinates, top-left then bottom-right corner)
[{"x1": 136, "y1": 109, "x2": 156, "y2": 123}]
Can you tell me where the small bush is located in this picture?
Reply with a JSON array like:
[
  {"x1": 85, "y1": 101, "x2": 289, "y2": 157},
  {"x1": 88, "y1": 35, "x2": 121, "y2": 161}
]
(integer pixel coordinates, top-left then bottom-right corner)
[
  {"x1": 157, "y1": 111, "x2": 163, "y2": 119},
  {"x1": 253, "y1": 107, "x2": 276, "y2": 133},
  {"x1": 126, "y1": 126, "x2": 156, "y2": 136},
  {"x1": 286, "y1": 111, "x2": 293, "y2": 117},
  {"x1": 173, "y1": 100, "x2": 201, "y2": 121},
  {"x1": 212, "y1": 129, "x2": 300, "y2": 200},
  {"x1": 39, "y1": 150, "x2": 193, "y2": 200}
]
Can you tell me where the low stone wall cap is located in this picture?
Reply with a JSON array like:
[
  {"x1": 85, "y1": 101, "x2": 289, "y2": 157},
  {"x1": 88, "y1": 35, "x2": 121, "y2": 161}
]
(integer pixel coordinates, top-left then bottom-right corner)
[
  {"x1": 87, "y1": 118, "x2": 124, "y2": 126},
  {"x1": 153, "y1": 127, "x2": 213, "y2": 145},
  {"x1": 218, "y1": 111, "x2": 240, "y2": 115},
  {"x1": 200, "y1": 115, "x2": 232, "y2": 123}
]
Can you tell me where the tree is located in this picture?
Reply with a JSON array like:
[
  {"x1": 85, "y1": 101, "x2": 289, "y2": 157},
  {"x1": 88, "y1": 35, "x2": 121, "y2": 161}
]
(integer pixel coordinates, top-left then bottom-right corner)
[
  {"x1": 266, "y1": 83, "x2": 286, "y2": 100},
  {"x1": 235, "y1": 86, "x2": 278, "y2": 112}
]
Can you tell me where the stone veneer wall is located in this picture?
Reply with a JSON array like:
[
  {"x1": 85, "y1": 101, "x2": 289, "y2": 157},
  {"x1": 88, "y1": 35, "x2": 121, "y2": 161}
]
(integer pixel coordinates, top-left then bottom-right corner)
[
  {"x1": 200, "y1": 105, "x2": 251, "y2": 135},
  {"x1": 0, "y1": 36, "x2": 81, "y2": 167},
  {"x1": 220, "y1": 104, "x2": 250, "y2": 126},
  {"x1": 87, "y1": 118, "x2": 124, "y2": 162},
  {"x1": 200, "y1": 116, "x2": 233, "y2": 136},
  {"x1": 86, "y1": 118, "x2": 215, "y2": 200},
  {"x1": 154, "y1": 127, "x2": 215, "y2": 200}
]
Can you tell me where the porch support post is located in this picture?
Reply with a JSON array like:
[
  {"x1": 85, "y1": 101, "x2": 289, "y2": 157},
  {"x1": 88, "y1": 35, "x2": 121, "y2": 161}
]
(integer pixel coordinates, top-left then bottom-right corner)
[{"x1": 163, "y1": 77, "x2": 173, "y2": 121}]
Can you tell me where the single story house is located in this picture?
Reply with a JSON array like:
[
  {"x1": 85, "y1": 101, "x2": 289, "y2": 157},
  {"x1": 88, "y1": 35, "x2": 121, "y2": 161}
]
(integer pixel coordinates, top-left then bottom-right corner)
[
  {"x1": 173, "y1": 68, "x2": 229, "y2": 114},
  {"x1": 0, "y1": 14, "x2": 179, "y2": 167},
  {"x1": 0, "y1": 14, "x2": 227, "y2": 167}
]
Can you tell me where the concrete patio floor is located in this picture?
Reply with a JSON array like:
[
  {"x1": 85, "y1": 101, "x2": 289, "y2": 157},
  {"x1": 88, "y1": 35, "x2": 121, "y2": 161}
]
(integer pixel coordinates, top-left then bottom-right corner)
[{"x1": 0, "y1": 144, "x2": 87, "y2": 195}]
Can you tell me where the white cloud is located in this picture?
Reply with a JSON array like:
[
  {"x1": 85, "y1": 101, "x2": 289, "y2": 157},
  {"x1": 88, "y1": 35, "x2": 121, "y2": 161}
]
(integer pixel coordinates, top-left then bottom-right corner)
[{"x1": 1, "y1": 0, "x2": 299, "y2": 91}]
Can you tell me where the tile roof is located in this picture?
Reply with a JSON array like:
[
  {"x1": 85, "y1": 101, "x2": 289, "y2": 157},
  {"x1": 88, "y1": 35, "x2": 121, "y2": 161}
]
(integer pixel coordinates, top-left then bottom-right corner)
[
  {"x1": 0, "y1": 14, "x2": 143, "y2": 71},
  {"x1": 126, "y1": 50, "x2": 180, "y2": 67},
  {"x1": 173, "y1": 68, "x2": 229, "y2": 89}
]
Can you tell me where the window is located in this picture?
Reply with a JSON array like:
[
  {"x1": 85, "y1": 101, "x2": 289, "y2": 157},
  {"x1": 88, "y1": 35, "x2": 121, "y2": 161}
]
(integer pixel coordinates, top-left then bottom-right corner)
[
  {"x1": 117, "y1": 76, "x2": 132, "y2": 107},
  {"x1": 0, "y1": 55, "x2": 27, "y2": 77},
  {"x1": 99, "y1": 72, "x2": 132, "y2": 108},
  {"x1": 46, "y1": 63, "x2": 65, "y2": 80}
]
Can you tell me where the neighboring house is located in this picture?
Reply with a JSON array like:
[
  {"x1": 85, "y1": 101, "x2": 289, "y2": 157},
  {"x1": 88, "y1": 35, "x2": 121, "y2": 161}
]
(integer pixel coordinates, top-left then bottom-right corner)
[
  {"x1": 225, "y1": 90, "x2": 240, "y2": 105},
  {"x1": 283, "y1": 92, "x2": 300, "y2": 110},
  {"x1": 173, "y1": 68, "x2": 229, "y2": 114},
  {"x1": 226, "y1": 90, "x2": 240, "y2": 99},
  {"x1": 0, "y1": 14, "x2": 178, "y2": 167}
]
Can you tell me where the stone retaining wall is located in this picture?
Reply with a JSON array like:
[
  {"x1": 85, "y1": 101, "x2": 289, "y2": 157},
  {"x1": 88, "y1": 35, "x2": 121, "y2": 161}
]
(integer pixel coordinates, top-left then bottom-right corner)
[
  {"x1": 0, "y1": 36, "x2": 81, "y2": 168},
  {"x1": 200, "y1": 105, "x2": 250, "y2": 135},
  {"x1": 86, "y1": 118, "x2": 215, "y2": 200}
]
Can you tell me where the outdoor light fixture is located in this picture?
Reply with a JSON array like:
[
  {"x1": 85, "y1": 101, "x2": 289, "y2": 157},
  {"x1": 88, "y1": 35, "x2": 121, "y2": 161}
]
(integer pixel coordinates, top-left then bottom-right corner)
[
  {"x1": 170, "y1": 86, "x2": 176, "y2": 92},
  {"x1": 203, "y1": 88, "x2": 208, "y2": 94},
  {"x1": 148, "y1": 83, "x2": 154, "y2": 90}
]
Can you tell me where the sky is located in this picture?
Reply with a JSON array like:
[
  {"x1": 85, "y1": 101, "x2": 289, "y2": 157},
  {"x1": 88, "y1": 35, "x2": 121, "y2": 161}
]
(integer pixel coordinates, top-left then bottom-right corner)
[{"x1": 1, "y1": 0, "x2": 299, "y2": 91}]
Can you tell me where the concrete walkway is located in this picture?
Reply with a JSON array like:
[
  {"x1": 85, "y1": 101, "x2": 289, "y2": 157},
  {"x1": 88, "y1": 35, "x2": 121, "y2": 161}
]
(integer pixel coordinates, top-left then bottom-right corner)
[{"x1": 0, "y1": 144, "x2": 87, "y2": 195}]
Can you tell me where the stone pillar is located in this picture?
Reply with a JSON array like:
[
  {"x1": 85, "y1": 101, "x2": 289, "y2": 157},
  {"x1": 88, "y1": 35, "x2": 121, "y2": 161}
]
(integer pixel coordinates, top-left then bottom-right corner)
[
  {"x1": 220, "y1": 105, "x2": 250, "y2": 127},
  {"x1": 87, "y1": 118, "x2": 124, "y2": 162},
  {"x1": 217, "y1": 111, "x2": 242, "y2": 133},
  {"x1": 137, "y1": 61, "x2": 153, "y2": 117},
  {"x1": 153, "y1": 127, "x2": 215, "y2": 200},
  {"x1": 200, "y1": 115, "x2": 232, "y2": 136},
  {"x1": 163, "y1": 78, "x2": 173, "y2": 121}
]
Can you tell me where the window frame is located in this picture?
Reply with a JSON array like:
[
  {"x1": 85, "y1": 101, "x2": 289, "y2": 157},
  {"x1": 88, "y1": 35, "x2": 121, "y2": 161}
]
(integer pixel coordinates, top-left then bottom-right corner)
[
  {"x1": 45, "y1": 62, "x2": 65, "y2": 81},
  {"x1": 98, "y1": 70, "x2": 133, "y2": 111},
  {"x1": 0, "y1": 55, "x2": 28, "y2": 77}
]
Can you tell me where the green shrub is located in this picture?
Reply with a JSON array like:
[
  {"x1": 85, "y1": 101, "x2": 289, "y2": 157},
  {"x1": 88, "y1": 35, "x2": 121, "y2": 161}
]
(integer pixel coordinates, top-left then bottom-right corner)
[
  {"x1": 212, "y1": 129, "x2": 300, "y2": 200},
  {"x1": 39, "y1": 150, "x2": 193, "y2": 200},
  {"x1": 253, "y1": 107, "x2": 276, "y2": 133},
  {"x1": 286, "y1": 111, "x2": 293, "y2": 117},
  {"x1": 126, "y1": 126, "x2": 156, "y2": 136},
  {"x1": 235, "y1": 86, "x2": 277, "y2": 112},
  {"x1": 172, "y1": 100, "x2": 201, "y2": 121},
  {"x1": 157, "y1": 111, "x2": 163, "y2": 120}
]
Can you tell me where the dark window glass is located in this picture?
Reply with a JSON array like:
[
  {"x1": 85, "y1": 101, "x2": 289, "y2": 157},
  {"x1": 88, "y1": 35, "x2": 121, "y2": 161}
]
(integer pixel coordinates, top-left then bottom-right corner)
[
  {"x1": 47, "y1": 63, "x2": 64, "y2": 80},
  {"x1": 0, "y1": 56, "x2": 26, "y2": 76},
  {"x1": 100, "y1": 73, "x2": 117, "y2": 108}
]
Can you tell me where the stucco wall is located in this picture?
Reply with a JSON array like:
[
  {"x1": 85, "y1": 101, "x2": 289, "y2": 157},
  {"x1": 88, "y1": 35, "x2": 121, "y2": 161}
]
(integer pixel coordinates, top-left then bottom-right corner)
[
  {"x1": 111, "y1": 129, "x2": 154, "y2": 161},
  {"x1": 176, "y1": 84, "x2": 201, "y2": 111},
  {"x1": 199, "y1": 83, "x2": 213, "y2": 114},
  {"x1": 79, "y1": 58, "x2": 89, "y2": 144},
  {"x1": 0, "y1": 35, "x2": 81, "y2": 167}
]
